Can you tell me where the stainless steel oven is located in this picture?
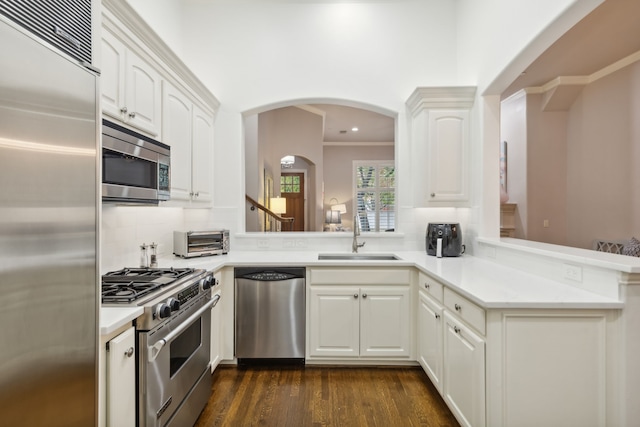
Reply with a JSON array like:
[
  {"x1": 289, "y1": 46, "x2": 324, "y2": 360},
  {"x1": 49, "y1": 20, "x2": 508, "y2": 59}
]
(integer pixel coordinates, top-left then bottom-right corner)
[{"x1": 102, "y1": 268, "x2": 220, "y2": 427}]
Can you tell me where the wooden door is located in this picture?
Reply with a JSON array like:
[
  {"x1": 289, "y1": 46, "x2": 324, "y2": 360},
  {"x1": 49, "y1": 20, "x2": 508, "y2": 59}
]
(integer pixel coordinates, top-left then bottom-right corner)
[{"x1": 280, "y1": 172, "x2": 305, "y2": 231}]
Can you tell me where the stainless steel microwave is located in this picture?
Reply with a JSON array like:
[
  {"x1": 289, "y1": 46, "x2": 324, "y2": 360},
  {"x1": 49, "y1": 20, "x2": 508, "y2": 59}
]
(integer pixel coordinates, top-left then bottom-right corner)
[
  {"x1": 173, "y1": 230, "x2": 230, "y2": 258},
  {"x1": 102, "y1": 120, "x2": 170, "y2": 204}
]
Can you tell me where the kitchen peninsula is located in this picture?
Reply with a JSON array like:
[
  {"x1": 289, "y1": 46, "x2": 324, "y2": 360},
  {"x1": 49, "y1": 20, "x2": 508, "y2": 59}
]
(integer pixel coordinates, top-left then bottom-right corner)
[{"x1": 103, "y1": 238, "x2": 636, "y2": 427}]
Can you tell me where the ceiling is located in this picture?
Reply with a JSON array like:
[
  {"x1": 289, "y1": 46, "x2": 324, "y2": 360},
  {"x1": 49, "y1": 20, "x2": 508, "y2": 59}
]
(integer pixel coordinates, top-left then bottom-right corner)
[
  {"x1": 302, "y1": 1, "x2": 640, "y2": 142},
  {"x1": 309, "y1": 103, "x2": 395, "y2": 143},
  {"x1": 502, "y1": 0, "x2": 640, "y2": 99}
]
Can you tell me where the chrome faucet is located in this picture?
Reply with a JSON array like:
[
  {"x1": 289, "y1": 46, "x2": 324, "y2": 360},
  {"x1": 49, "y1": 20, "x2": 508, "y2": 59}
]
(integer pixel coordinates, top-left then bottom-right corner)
[{"x1": 352, "y1": 215, "x2": 366, "y2": 253}]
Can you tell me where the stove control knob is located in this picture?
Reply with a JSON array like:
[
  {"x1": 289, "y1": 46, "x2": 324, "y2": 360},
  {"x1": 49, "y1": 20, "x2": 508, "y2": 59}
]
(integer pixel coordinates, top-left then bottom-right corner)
[
  {"x1": 156, "y1": 303, "x2": 171, "y2": 319},
  {"x1": 167, "y1": 298, "x2": 180, "y2": 312},
  {"x1": 202, "y1": 275, "x2": 213, "y2": 290}
]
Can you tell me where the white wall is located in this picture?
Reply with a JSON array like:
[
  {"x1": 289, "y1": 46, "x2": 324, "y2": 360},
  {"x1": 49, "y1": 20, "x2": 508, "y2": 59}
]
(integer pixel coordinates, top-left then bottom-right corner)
[{"x1": 107, "y1": 0, "x2": 606, "y2": 255}]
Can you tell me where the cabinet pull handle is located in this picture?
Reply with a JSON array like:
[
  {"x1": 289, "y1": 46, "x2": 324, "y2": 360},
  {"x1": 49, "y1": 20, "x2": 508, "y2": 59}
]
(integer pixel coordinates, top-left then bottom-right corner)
[
  {"x1": 454, "y1": 303, "x2": 462, "y2": 312},
  {"x1": 453, "y1": 326, "x2": 461, "y2": 334},
  {"x1": 353, "y1": 294, "x2": 358, "y2": 299},
  {"x1": 435, "y1": 313, "x2": 440, "y2": 319},
  {"x1": 424, "y1": 283, "x2": 430, "y2": 289},
  {"x1": 120, "y1": 107, "x2": 128, "y2": 114},
  {"x1": 124, "y1": 347, "x2": 134, "y2": 358},
  {"x1": 362, "y1": 293, "x2": 367, "y2": 298},
  {"x1": 128, "y1": 111, "x2": 136, "y2": 118}
]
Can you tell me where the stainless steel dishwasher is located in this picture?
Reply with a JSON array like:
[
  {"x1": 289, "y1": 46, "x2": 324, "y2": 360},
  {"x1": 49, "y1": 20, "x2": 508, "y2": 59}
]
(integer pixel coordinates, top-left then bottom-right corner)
[{"x1": 234, "y1": 267, "x2": 305, "y2": 364}]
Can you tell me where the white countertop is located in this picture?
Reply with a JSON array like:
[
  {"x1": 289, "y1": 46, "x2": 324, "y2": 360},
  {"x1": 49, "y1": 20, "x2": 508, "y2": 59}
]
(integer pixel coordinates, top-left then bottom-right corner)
[
  {"x1": 101, "y1": 249, "x2": 624, "y2": 335},
  {"x1": 100, "y1": 307, "x2": 143, "y2": 335},
  {"x1": 162, "y1": 250, "x2": 624, "y2": 309}
]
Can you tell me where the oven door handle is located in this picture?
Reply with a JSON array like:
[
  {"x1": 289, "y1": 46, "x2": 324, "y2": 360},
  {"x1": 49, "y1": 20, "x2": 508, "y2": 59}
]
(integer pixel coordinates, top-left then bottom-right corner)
[{"x1": 148, "y1": 298, "x2": 217, "y2": 362}]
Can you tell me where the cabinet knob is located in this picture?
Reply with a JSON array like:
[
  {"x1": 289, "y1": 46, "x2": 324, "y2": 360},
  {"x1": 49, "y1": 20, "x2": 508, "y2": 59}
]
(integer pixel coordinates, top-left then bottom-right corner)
[
  {"x1": 430, "y1": 193, "x2": 436, "y2": 197},
  {"x1": 435, "y1": 313, "x2": 440, "y2": 319},
  {"x1": 128, "y1": 111, "x2": 136, "y2": 118},
  {"x1": 124, "y1": 347, "x2": 134, "y2": 358},
  {"x1": 454, "y1": 303, "x2": 462, "y2": 312},
  {"x1": 362, "y1": 293, "x2": 367, "y2": 298},
  {"x1": 424, "y1": 283, "x2": 430, "y2": 289},
  {"x1": 120, "y1": 107, "x2": 128, "y2": 114},
  {"x1": 453, "y1": 326, "x2": 461, "y2": 334},
  {"x1": 194, "y1": 192, "x2": 199, "y2": 197},
  {"x1": 353, "y1": 294, "x2": 358, "y2": 299}
]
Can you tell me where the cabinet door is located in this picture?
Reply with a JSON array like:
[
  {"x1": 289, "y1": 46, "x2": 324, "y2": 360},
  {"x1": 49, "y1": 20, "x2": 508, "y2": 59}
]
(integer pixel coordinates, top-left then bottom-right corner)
[
  {"x1": 418, "y1": 291, "x2": 444, "y2": 393},
  {"x1": 210, "y1": 290, "x2": 222, "y2": 372},
  {"x1": 125, "y1": 52, "x2": 162, "y2": 137},
  {"x1": 162, "y1": 81, "x2": 193, "y2": 201},
  {"x1": 309, "y1": 286, "x2": 360, "y2": 357},
  {"x1": 106, "y1": 326, "x2": 136, "y2": 427},
  {"x1": 443, "y1": 311, "x2": 485, "y2": 427},
  {"x1": 191, "y1": 105, "x2": 214, "y2": 203},
  {"x1": 359, "y1": 286, "x2": 410, "y2": 357},
  {"x1": 427, "y1": 110, "x2": 470, "y2": 205},
  {"x1": 101, "y1": 30, "x2": 126, "y2": 121}
]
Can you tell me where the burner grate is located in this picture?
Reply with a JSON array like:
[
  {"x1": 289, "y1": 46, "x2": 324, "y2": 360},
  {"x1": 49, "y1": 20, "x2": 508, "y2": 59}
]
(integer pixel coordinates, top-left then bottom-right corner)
[
  {"x1": 101, "y1": 267, "x2": 196, "y2": 303},
  {"x1": 101, "y1": 282, "x2": 164, "y2": 304}
]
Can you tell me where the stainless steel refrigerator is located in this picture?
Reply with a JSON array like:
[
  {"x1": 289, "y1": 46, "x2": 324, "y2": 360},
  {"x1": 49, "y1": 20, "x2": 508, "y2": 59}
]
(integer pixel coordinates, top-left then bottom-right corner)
[{"x1": 0, "y1": 16, "x2": 98, "y2": 427}]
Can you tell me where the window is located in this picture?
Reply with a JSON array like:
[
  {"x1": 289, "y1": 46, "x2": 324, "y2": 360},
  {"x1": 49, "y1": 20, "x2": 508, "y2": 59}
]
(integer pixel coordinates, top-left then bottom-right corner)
[{"x1": 353, "y1": 161, "x2": 395, "y2": 232}]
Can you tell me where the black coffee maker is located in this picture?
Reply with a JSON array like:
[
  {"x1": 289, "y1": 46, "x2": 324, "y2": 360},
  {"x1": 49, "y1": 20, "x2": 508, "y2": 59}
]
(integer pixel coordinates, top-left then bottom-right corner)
[{"x1": 426, "y1": 223, "x2": 465, "y2": 257}]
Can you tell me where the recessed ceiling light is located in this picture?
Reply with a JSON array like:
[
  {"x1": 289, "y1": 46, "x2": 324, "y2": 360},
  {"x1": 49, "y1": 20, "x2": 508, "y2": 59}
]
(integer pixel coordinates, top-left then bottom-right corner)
[{"x1": 351, "y1": 127, "x2": 359, "y2": 132}]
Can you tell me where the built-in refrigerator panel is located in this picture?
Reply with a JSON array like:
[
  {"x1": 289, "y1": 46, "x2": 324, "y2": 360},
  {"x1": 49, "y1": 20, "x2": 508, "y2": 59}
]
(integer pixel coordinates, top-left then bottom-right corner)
[{"x1": 0, "y1": 17, "x2": 98, "y2": 427}]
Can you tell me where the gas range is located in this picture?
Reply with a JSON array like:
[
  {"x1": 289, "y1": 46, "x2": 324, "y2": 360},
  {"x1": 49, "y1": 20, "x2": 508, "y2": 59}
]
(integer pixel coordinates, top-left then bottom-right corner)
[{"x1": 101, "y1": 267, "x2": 215, "y2": 330}]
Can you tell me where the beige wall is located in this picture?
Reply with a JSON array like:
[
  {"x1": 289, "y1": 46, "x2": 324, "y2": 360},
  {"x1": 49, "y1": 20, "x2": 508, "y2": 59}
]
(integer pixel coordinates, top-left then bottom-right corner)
[
  {"x1": 323, "y1": 145, "x2": 394, "y2": 231},
  {"x1": 502, "y1": 60, "x2": 640, "y2": 249},
  {"x1": 566, "y1": 61, "x2": 640, "y2": 248}
]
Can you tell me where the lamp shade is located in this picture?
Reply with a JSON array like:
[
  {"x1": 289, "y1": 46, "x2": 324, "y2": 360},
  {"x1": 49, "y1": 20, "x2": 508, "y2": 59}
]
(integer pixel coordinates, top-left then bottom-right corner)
[
  {"x1": 270, "y1": 197, "x2": 286, "y2": 214},
  {"x1": 331, "y1": 203, "x2": 347, "y2": 214},
  {"x1": 325, "y1": 210, "x2": 342, "y2": 224}
]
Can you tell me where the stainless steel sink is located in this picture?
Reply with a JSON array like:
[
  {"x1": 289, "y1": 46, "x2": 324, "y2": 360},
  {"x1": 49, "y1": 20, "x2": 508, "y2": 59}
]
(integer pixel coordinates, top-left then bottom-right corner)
[{"x1": 318, "y1": 253, "x2": 401, "y2": 261}]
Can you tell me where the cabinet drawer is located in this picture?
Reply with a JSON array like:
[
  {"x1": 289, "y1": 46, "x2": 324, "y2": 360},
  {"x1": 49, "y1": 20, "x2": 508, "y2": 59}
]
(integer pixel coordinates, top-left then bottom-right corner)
[
  {"x1": 418, "y1": 271, "x2": 443, "y2": 302},
  {"x1": 444, "y1": 287, "x2": 485, "y2": 335}
]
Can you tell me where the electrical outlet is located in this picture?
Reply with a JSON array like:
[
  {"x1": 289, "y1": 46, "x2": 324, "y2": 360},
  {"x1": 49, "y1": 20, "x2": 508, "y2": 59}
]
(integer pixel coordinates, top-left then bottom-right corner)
[{"x1": 563, "y1": 263, "x2": 582, "y2": 282}]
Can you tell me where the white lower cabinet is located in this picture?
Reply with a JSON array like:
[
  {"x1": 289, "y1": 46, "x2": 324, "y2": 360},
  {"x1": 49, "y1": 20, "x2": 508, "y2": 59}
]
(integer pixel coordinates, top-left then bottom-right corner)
[
  {"x1": 105, "y1": 326, "x2": 136, "y2": 427},
  {"x1": 417, "y1": 290, "x2": 444, "y2": 393},
  {"x1": 210, "y1": 272, "x2": 223, "y2": 372},
  {"x1": 443, "y1": 310, "x2": 486, "y2": 427},
  {"x1": 307, "y1": 268, "x2": 412, "y2": 361}
]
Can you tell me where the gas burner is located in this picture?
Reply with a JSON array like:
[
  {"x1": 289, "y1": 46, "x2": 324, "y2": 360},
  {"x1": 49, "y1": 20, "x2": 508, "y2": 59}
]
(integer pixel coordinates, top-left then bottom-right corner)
[
  {"x1": 103, "y1": 267, "x2": 194, "y2": 281},
  {"x1": 101, "y1": 282, "x2": 164, "y2": 304},
  {"x1": 101, "y1": 267, "x2": 197, "y2": 304}
]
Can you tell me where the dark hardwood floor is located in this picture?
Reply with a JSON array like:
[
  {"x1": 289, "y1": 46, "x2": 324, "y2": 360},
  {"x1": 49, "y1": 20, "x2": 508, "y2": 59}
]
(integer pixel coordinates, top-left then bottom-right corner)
[{"x1": 194, "y1": 365, "x2": 460, "y2": 427}]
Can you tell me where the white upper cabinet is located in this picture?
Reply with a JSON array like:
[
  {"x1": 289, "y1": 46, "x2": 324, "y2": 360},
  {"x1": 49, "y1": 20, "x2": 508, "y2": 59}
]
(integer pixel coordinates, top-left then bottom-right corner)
[
  {"x1": 101, "y1": 0, "x2": 220, "y2": 204},
  {"x1": 162, "y1": 81, "x2": 193, "y2": 200},
  {"x1": 101, "y1": 28, "x2": 162, "y2": 137},
  {"x1": 406, "y1": 87, "x2": 476, "y2": 207},
  {"x1": 191, "y1": 104, "x2": 214, "y2": 203},
  {"x1": 162, "y1": 81, "x2": 214, "y2": 204}
]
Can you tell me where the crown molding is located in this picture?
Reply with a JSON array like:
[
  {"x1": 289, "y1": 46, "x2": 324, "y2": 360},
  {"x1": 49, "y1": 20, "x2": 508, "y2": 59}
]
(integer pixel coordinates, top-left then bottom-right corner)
[
  {"x1": 102, "y1": 0, "x2": 220, "y2": 112},
  {"x1": 406, "y1": 86, "x2": 477, "y2": 115}
]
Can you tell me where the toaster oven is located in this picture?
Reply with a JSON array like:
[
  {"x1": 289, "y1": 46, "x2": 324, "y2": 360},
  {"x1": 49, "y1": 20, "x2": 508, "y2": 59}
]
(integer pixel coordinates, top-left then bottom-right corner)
[{"x1": 173, "y1": 230, "x2": 229, "y2": 258}]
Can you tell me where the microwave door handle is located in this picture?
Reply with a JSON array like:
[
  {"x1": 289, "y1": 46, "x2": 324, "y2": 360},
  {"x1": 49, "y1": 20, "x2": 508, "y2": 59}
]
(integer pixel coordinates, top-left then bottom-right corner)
[{"x1": 148, "y1": 298, "x2": 216, "y2": 362}]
